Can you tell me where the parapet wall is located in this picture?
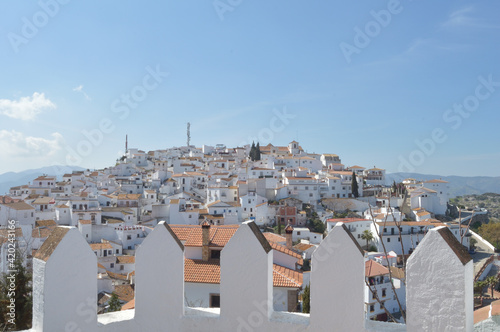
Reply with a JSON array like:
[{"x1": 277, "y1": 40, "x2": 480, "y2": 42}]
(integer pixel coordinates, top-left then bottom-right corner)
[{"x1": 25, "y1": 221, "x2": 473, "y2": 332}]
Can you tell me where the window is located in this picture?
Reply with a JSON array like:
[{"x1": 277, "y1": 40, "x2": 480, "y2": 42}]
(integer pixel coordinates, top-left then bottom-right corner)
[
  {"x1": 86, "y1": 234, "x2": 88, "y2": 238},
  {"x1": 358, "y1": 234, "x2": 360, "y2": 238},
  {"x1": 120, "y1": 265, "x2": 124, "y2": 271},
  {"x1": 387, "y1": 238, "x2": 390, "y2": 242},
  {"x1": 372, "y1": 291, "x2": 376, "y2": 299},
  {"x1": 211, "y1": 250, "x2": 221, "y2": 259},
  {"x1": 370, "y1": 305, "x2": 374, "y2": 312},
  {"x1": 110, "y1": 263, "x2": 114, "y2": 268},
  {"x1": 127, "y1": 235, "x2": 132, "y2": 240},
  {"x1": 210, "y1": 294, "x2": 220, "y2": 308},
  {"x1": 108, "y1": 250, "x2": 112, "y2": 255},
  {"x1": 297, "y1": 231, "x2": 301, "y2": 236},
  {"x1": 382, "y1": 289, "x2": 386, "y2": 297},
  {"x1": 398, "y1": 238, "x2": 401, "y2": 242},
  {"x1": 116, "y1": 249, "x2": 119, "y2": 254}
]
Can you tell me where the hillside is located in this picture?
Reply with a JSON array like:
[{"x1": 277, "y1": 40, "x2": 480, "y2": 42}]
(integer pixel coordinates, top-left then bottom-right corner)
[
  {"x1": 450, "y1": 193, "x2": 500, "y2": 224},
  {"x1": 0, "y1": 166, "x2": 85, "y2": 195},
  {"x1": 387, "y1": 172, "x2": 500, "y2": 197}
]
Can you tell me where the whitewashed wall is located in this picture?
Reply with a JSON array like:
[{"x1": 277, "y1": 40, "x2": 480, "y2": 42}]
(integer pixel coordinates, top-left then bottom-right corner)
[{"x1": 24, "y1": 221, "x2": 477, "y2": 332}]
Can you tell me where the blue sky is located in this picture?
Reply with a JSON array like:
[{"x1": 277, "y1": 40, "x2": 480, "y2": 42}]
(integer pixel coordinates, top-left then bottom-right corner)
[{"x1": 0, "y1": 0, "x2": 499, "y2": 176}]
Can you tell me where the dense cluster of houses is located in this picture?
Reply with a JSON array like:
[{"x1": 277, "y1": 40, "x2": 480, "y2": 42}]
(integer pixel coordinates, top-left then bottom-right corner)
[{"x1": 0, "y1": 140, "x2": 470, "y2": 321}]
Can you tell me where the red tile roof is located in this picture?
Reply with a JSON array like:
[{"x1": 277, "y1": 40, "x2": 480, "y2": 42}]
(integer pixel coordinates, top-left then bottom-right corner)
[
  {"x1": 365, "y1": 260, "x2": 389, "y2": 278},
  {"x1": 269, "y1": 242, "x2": 303, "y2": 265},
  {"x1": 184, "y1": 259, "x2": 302, "y2": 288},
  {"x1": 121, "y1": 299, "x2": 135, "y2": 311},
  {"x1": 116, "y1": 256, "x2": 135, "y2": 264},
  {"x1": 170, "y1": 225, "x2": 239, "y2": 247},
  {"x1": 90, "y1": 243, "x2": 113, "y2": 251},
  {"x1": 263, "y1": 232, "x2": 286, "y2": 244},
  {"x1": 114, "y1": 284, "x2": 135, "y2": 303}
]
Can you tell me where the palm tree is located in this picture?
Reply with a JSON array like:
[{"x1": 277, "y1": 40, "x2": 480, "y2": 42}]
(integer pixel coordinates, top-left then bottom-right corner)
[
  {"x1": 486, "y1": 276, "x2": 498, "y2": 298},
  {"x1": 474, "y1": 280, "x2": 487, "y2": 298},
  {"x1": 361, "y1": 230, "x2": 374, "y2": 250}
]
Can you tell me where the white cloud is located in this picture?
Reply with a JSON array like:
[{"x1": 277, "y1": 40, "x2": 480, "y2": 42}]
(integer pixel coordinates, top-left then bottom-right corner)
[
  {"x1": 0, "y1": 92, "x2": 56, "y2": 121},
  {"x1": 0, "y1": 130, "x2": 64, "y2": 157},
  {"x1": 442, "y1": 6, "x2": 500, "y2": 29},
  {"x1": 73, "y1": 85, "x2": 91, "y2": 101}
]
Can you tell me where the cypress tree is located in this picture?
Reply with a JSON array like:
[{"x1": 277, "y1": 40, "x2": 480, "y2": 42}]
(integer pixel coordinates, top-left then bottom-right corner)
[{"x1": 351, "y1": 171, "x2": 359, "y2": 198}]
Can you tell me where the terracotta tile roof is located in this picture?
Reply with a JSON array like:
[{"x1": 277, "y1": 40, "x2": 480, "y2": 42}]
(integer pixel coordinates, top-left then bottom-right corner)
[
  {"x1": 2, "y1": 202, "x2": 35, "y2": 210},
  {"x1": 365, "y1": 260, "x2": 389, "y2": 277},
  {"x1": 32, "y1": 197, "x2": 55, "y2": 204},
  {"x1": 184, "y1": 259, "x2": 302, "y2": 288},
  {"x1": 90, "y1": 243, "x2": 113, "y2": 251},
  {"x1": 117, "y1": 194, "x2": 141, "y2": 200},
  {"x1": 389, "y1": 266, "x2": 405, "y2": 279},
  {"x1": 263, "y1": 232, "x2": 286, "y2": 244},
  {"x1": 98, "y1": 263, "x2": 106, "y2": 269},
  {"x1": 35, "y1": 227, "x2": 70, "y2": 262},
  {"x1": 273, "y1": 264, "x2": 303, "y2": 288},
  {"x1": 106, "y1": 270, "x2": 128, "y2": 281},
  {"x1": 32, "y1": 226, "x2": 56, "y2": 238},
  {"x1": 269, "y1": 242, "x2": 303, "y2": 265},
  {"x1": 121, "y1": 299, "x2": 135, "y2": 311},
  {"x1": 0, "y1": 196, "x2": 19, "y2": 204},
  {"x1": 0, "y1": 228, "x2": 23, "y2": 238},
  {"x1": 294, "y1": 242, "x2": 315, "y2": 251},
  {"x1": 35, "y1": 220, "x2": 57, "y2": 227},
  {"x1": 79, "y1": 220, "x2": 92, "y2": 225},
  {"x1": 170, "y1": 225, "x2": 239, "y2": 247},
  {"x1": 184, "y1": 259, "x2": 221, "y2": 284},
  {"x1": 114, "y1": 284, "x2": 135, "y2": 303},
  {"x1": 116, "y1": 256, "x2": 135, "y2": 264},
  {"x1": 416, "y1": 211, "x2": 431, "y2": 217}
]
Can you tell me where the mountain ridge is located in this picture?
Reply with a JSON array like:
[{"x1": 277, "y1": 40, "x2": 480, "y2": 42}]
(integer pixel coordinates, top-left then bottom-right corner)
[
  {"x1": 0, "y1": 166, "x2": 86, "y2": 195},
  {"x1": 386, "y1": 172, "x2": 500, "y2": 197}
]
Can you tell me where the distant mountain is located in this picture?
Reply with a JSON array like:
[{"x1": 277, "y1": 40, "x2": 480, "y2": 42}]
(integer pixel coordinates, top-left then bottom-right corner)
[
  {"x1": 0, "y1": 166, "x2": 86, "y2": 195},
  {"x1": 386, "y1": 172, "x2": 500, "y2": 197}
]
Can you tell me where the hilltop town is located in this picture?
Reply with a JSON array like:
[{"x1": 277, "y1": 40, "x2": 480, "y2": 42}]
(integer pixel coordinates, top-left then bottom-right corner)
[{"x1": 0, "y1": 140, "x2": 489, "y2": 326}]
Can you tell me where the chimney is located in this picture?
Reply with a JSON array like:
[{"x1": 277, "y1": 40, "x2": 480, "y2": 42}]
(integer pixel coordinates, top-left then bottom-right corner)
[
  {"x1": 202, "y1": 220, "x2": 210, "y2": 261},
  {"x1": 285, "y1": 222, "x2": 294, "y2": 250}
]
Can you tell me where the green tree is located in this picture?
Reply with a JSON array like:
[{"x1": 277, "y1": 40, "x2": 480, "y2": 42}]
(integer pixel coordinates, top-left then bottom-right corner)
[
  {"x1": 478, "y1": 222, "x2": 500, "y2": 249},
  {"x1": 302, "y1": 284, "x2": 310, "y2": 313},
  {"x1": 486, "y1": 276, "x2": 498, "y2": 298},
  {"x1": 361, "y1": 230, "x2": 374, "y2": 250},
  {"x1": 255, "y1": 142, "x2": 261, "y2": 161},
  {"x1": 108, "y1": 292, "x2": 122, "y2": 312},
  {"x1": 308, "y1": 218, "x2": 325, "y2": 234},
  {"x1": 0, "y1": 253, "x2": 32, "y2": 331},
  {"x1": 249, "y1": 142, "x2": 256, "y2": 161},
  {"x1": 351, "y1": 172, "x2": 359, "y2": 198},
  {"x1": 474, "y1": 280, "x2": 487, "y2": 297}
]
